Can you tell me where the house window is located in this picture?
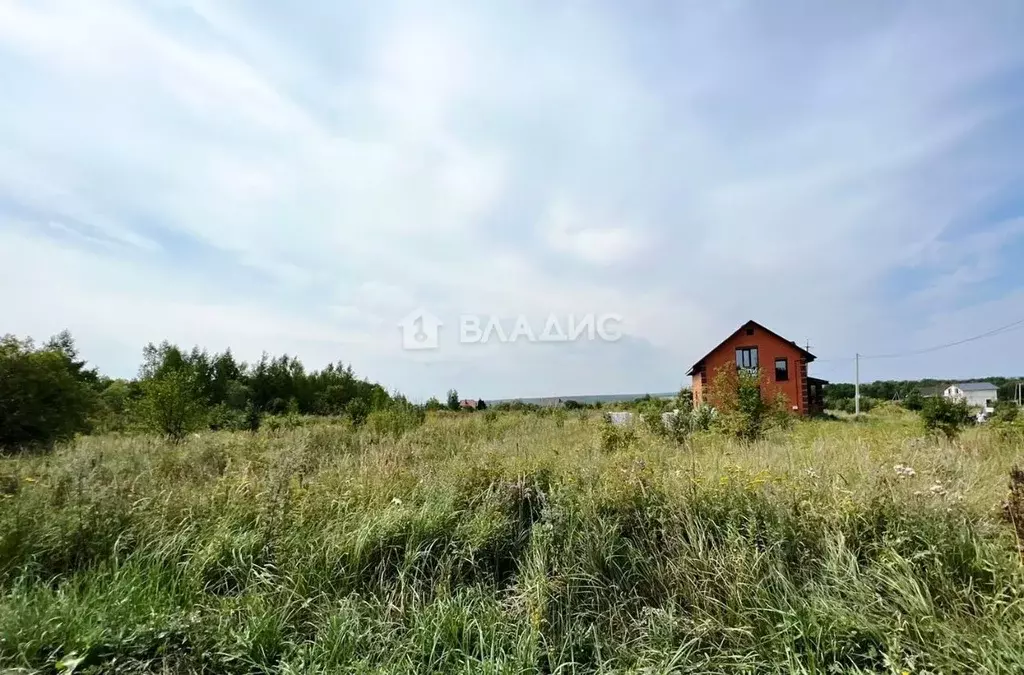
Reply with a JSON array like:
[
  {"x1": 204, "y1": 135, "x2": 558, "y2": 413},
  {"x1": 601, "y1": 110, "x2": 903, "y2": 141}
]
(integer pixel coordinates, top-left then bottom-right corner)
[
  {"x1": 775, "y1": 357, "x2": 789, "y2": 382},
  {"x1": 735, "y1": 347, "x2": 758, "y2": 370}
]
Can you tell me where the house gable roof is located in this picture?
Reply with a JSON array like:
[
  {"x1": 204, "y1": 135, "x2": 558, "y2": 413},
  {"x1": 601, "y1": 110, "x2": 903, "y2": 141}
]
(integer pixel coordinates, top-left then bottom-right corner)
[
  {"x1": 950, "y1": 382, "x2": 997, "y2": 392},
  {"x1": 686, "y1": 320, "x2": 816, "y2": 376}
]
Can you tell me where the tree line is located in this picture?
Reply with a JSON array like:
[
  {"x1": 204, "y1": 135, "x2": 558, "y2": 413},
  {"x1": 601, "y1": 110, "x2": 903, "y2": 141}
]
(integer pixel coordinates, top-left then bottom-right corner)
[
  {"x1": 0, "y1": 330, "x2": 423, "y2": 450},
  {"x1": 825, "y1": 378, "x2": 1021, "y2": 404}
]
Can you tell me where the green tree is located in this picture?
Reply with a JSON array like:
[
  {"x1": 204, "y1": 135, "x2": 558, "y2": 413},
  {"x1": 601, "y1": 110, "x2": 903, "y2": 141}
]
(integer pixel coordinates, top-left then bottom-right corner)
[
  {"x1": 139, "y1": 370, "x2": 206, "y2": 442},
  {"x1": 424, "y1": 396, "x2": 444, "y2": 412},
  {"x1": 476, "y1": 399, "x2": 487, "y2": 411},
  {"x1": 94, "y1": 379, "x2": 136, "y2": 432},
  {"x1": 0, "y1": 334, "x2": 94, "y2": 450},
  {"x1": 447, "y1": 389, "x2": 460, "y2": 412},
  {"x1": 44, "y1": 329, "x2": 99, "y2": 388}
]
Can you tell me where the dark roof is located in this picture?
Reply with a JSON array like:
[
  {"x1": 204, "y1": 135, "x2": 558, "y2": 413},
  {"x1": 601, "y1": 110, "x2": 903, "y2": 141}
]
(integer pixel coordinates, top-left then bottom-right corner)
[
  {"x1": 807, "y1": 376, "x2": 830, "y2": 385},
  {"x1": 952, "y1": 382, "x2": 997, "y2": 392},
  {"x1": 687, "y1": 320, "x2": 816, "y2": 376}
]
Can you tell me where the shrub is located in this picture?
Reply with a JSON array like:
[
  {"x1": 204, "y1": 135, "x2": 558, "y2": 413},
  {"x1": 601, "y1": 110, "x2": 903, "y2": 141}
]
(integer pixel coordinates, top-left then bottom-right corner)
[
  {"x1": 365, "y1": 404, "x2": 425, "y2": 438},
  {"x1": 920, "y1": 396, "x2": 972, "y2": 440},
  {"x1": 661, "y1": 409, "x2": 691, "y2": 444},
  {"x1": 345, "y1": 398, "x2": 371, "y2": 426},
  {"x1": 992, "y1": 400, "x2": 1019, "y2": 423},
  {"x1": 902, "y1": 389, "x2": 925, "y2": 411},
  {"x1": 599, "y1": 416, "x2": 636, "y2": 452},
  {"x1": 207, "y1": 403, "x2": 244, "y2": 431},
  {"x1": 635, "y1": 397, "x2": 671, "y2": 435},
  {"x1": 690, "y1": 403, "x2": 717, "y2": 431},
  {"x1": 826, "y1": 396, "x2": 877, "y2": 414},
  {"x1": 706, "y1": 366, "x2": 789, "y2": 441},
  {"x1": 138, "y1": 370, "x2": 206, "y2": 442},
  {"x1": 243, "y1": 402, "x2": 263, "y2": 433},
  {"x1": 92, "y1": 380, "x2": 137, "y2": 433}
]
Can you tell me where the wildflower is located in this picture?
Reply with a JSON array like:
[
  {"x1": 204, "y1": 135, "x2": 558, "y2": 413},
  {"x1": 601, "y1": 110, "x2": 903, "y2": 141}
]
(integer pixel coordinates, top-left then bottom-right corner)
[
  {"x1": 804, "y1": 468, "x2": 819, "y2": 479},
  {"x1": 930, "y1": 483, "x2": 947, "y2": 497},
  {"x1": 23, "y1": 477, "x2": 36, "y2": 483},
  {"x1": 390, "y1": 497, "x2": 403, "y2": 506},
  {"x1": 893, "y1": 464, "x2": 916, "y2": 479}
]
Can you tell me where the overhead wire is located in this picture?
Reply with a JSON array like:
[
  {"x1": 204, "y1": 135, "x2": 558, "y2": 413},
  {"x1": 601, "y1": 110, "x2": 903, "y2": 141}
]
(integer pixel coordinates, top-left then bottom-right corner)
[
  {"x1": 860, "y1": 317, "x2": 1024, "y2": 360},
  {"x1": 807, "y1": 317, "x2": 1024, "y2": 364}
]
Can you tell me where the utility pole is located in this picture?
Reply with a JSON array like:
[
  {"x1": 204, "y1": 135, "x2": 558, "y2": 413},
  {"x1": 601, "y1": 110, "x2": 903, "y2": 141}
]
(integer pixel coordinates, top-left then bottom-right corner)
[{"x1": 854, "y1": 353, "x2": 860, "y2": 416}]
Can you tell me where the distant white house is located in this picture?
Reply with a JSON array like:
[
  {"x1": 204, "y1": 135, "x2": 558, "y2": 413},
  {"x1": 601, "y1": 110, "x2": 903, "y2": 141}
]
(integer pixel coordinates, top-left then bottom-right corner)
[{"x1": 943, "y1": 382, "x2": 998, "y2": 411}]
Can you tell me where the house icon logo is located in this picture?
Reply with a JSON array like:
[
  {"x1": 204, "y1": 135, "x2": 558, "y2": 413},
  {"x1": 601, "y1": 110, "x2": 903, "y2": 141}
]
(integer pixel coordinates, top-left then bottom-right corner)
[{"x1": 398, "y1": 308, "x2": 443, "y2": 350}]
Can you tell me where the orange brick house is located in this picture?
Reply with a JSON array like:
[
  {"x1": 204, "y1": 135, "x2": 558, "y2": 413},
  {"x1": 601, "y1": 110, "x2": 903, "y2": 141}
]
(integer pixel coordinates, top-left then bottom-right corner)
[{"x1": 687, "y1": 320, "x2": 827, "y2": 416}]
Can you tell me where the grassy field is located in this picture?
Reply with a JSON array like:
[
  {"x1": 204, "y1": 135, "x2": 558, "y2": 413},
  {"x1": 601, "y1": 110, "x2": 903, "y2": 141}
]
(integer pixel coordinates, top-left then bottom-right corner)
[{"x1": 1, "y1": 407, "x2": 1023, "y2": 673}]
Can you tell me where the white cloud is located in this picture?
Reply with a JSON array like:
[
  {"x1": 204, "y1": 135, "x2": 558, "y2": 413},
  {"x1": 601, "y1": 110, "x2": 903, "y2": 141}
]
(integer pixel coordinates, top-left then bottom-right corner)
[
  {"x1": 541, "y1": 199, "x2": 646, "y2": 265},
  {"x1": 0, "y1": 0, "x2": 1022, "y2": 397}
]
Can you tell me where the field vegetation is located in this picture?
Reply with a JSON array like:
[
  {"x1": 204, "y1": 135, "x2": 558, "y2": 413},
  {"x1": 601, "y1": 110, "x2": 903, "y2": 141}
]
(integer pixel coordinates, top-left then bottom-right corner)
[
  {"x1": 2, "y1": 405, "x2": 1024, "y2": 673},
  {"x1": 3, "y1": 331, "x2": 1024, "y2": 672}
]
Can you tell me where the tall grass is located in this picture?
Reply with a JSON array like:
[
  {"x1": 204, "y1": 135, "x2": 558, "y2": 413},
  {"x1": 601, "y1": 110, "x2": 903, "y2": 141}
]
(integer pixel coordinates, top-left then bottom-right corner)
[{"x1": 1, "y1": 408, "x2": 1023, "y2": 673}]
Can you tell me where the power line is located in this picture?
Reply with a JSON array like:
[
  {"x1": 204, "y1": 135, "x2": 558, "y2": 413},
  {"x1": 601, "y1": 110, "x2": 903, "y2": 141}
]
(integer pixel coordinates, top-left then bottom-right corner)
[{"x1": 860, "y1": 317, "x2": 1024, "y2": 360}]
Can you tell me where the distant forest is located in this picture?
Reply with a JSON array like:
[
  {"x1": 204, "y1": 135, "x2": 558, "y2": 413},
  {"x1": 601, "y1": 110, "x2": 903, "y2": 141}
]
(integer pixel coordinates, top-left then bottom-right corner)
[
  {"x1": 1, "y1": 330, "x2": 423, "y2": 450},
  {"x1": 826, "y1": 378, "x2": 1022, "y2": 402}
]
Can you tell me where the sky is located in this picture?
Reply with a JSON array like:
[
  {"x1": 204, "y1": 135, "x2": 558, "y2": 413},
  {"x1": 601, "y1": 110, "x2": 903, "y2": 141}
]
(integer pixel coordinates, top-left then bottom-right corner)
[{"x1": 1, "y1": 0, "x2": 1023, "y2": 401}]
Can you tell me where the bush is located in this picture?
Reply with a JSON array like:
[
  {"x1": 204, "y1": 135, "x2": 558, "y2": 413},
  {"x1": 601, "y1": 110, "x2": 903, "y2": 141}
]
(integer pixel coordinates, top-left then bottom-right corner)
[
  {"x1": 902, "y1": 389, "x2": 925, "y2": 411},
  {"x1": 599, "y1": 416, "x2": 636, "y2": 452},
  {"x1": 690, "y1": 403, "x2": 716, "y2": 431},
  {"x1": 138, "y1": 370, "x2": 206, "y2": 442},
  {"x1": 706, "y1": 366, "x2": 789, "y2": 441},
  {"x1": 91, "y1": 380, "x2": 137, "y2": 433},
  {"x1": 635, "y1": 397, "x2": 671, "y2": 435},
  {"x1": 920, "y1": 396, "x2": 972, "y2": 440},
  {"x1": 365, "y1": 403, "x2": 425, "y2": 438},
  {"x1": 345, "y1": 398, "x2": 371, "y2": 426},
  {"x1": 826, "y1": 396, "x2": 877, "y2": 414},
  {"x1": 992, "y1": 400, "x2": 1019, "y2": 423},
  {"x1": 0, "y1": 335, "x2": 94, "y2": 450},
  {"x1": 661, "y1": 409, "x2": 692, "y2": 443},
  {"x1": 207, "y1": 403, "x2": 244, "y2": 431},
  {"x1": 243, "y1": 402, "x2": 263, "y2": 433}
]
